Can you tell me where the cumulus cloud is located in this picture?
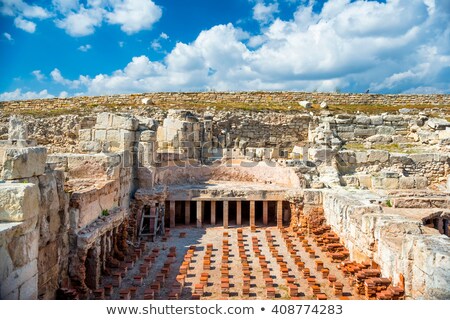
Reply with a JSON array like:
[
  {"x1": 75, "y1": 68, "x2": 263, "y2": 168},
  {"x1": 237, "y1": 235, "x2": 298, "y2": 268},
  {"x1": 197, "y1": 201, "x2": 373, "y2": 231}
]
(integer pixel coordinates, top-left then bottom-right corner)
[
  {"x1": 50, "y1": 68, "x2": 89, "y2": 88},
  {"x1": 0, "y1": 89, "x2": 54, "y2": 101},
  {"x1": 253, "y1": 1, "x2": 279, "y2": 25},
  {"x1": 31, "y1": 70, "x2": 45, "y2": 81},
  {"x1": 14, "y1": 16, "x2": 36, "y2": 33},
  {"x1": 55, "y1": 6, "x2": 104, "y2": 36},
  {"x1": 78, "y1": 44, "x2": 92, "y2": 52},
  {"x1": 106, "y1": 0, "x2": 162, "y2": 34},
  {"x1": 53, "y1": 0, "x2": 163, "y2": 36},
  {"x1": 0, "y1": 0, "x2": 51, "y2": 19},
  {"x1": 20, "y1": 0, "x2": 450, "y2": 96},
  {"x1": 1, "y1": 1, "x2": 162, "y2": 37},
  {"x1": 51, "y1": 0, "x2": 79, "y2": 13},
  {"x1": 1, "y1": 0, "x2": 51, "y2": 33}
]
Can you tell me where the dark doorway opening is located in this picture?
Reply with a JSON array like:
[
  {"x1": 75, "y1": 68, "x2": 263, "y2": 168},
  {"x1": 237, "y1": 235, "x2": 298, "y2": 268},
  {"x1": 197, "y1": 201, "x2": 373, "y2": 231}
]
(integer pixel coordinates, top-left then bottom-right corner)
[
  {"x1": 255, "y1": 201, "x2": 263, "y2": 226},
  {"x1": 203, "y1": 201, "x2": 211, "y2": 226},
  {"x1": 229, "y1": 201, "x2": 237, "y2": 227}
]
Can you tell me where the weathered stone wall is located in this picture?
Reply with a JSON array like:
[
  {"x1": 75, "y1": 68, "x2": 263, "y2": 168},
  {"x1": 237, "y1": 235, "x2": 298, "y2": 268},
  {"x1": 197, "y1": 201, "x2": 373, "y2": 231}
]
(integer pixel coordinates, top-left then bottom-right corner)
[
  {"x1": 0, "y1": 153, "x2": 69, "y2": 299},
  {"x1": 214, "y1": 112, "x2": 310, "y2": 148},
  {"x1": 1, "y1": 92, "x2": 450, "y2": 112},
  {"x1": 0, "y1": 183, "x2": 40, "y2": 299},
  {"x1": 312, "y1": 188, "x2": 450, "y2": 299},
  {"x1": 337, "y1": 151, "x2": 450, "y2": 186},
  {"x1": 311, "y1": 114, "x2": 414, "y2": 143}
]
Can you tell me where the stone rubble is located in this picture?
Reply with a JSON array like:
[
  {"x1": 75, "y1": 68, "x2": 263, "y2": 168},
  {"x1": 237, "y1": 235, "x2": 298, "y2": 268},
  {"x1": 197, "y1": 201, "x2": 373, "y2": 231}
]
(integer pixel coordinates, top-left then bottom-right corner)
[{"x1": 0, "y1": 94, "x2": 449, "y2": 300}]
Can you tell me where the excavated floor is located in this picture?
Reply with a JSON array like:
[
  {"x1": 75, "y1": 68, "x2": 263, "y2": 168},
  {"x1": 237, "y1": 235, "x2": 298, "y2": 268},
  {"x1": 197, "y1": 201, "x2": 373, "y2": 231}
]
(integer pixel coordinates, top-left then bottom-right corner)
[{"x1": 100, "y1": 226, "x2": 361, "y2": 300}]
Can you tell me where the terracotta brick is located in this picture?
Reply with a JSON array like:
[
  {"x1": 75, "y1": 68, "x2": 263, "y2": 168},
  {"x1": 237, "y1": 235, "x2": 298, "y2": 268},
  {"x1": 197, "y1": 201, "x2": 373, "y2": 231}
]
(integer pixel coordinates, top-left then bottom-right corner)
[
  {"x1": 133, "y1": 276, "x2": 143, "y2": 286},
  {"x1": 191, "y1": 293, "x2": 201, "y2": 300},
  {"x1": 289, "y1": 284, "x2": 298, "y2": 297},
  {"x1": 119, "y1": 289, "x2": 130, "y2": 300},
  {"x1": 144, "y1": 289, "x2": 154, "y2": 300},
  {"x1": 129, "y1": 287, "x2": 137, "y2": 299}
]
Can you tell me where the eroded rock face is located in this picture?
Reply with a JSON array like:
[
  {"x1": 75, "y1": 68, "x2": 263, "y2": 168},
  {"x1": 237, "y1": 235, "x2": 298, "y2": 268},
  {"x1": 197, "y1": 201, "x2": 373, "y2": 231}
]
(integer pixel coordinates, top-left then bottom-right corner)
[
  {"x1": 321, "y1": 188, "x2": 450, "y2": 299},
  {"x1": 1, "y1": 147, "x2": 47, "y2": 180},
  {"x1": 8, "y1": 115, "x2": 28, "y2": 141},
  {"x1": 0, "y1": 183, "x2": 39, "y2": 222}
]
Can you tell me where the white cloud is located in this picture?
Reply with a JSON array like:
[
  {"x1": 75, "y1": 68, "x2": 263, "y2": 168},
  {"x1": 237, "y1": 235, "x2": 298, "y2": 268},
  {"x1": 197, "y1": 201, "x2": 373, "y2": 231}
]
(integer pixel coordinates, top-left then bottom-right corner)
[
  {"x1": 24, "y1": 0, "x2": 450, "y2": 95},
  {"x1": 50, "y1": 68, "x2": 89, "y2": 88},
  {"x1": 118, "y1": 41, "x2": 124, "y2": 47},
  {"x1": 0, "y1": 89, "x2": 54, "y2": 101},
  {"x1": 31, "y1": 70, "x2": 45, "y2": 81},
  {"x1": 59, "y1": 90, "x2": 69, "y2": 98},
  {"x1": 52, "y1": 0, "x2": 79, "y2": 13},
  {"x1": 78, "y1": 44, "x2": 92, "y2": 52},
  {"x1": 0, "y1": 0, "x2": 51, "y2": 19},
  {"x1": 150, "y1": 32, "x2": 170, "y2": 51},
  {"x1": 253, "y1": 2, "x2": 279, "y2": 25},
  {"x1": 150, "y1": 39, "x2": 161, "y2": 51},
  {"x1": 14, "y1": 16, "x2": 36, "y2": 33},
  {"x1": 106, "y1": 0, "x2": 162, "y2": 34},
  {"x1": 55, "y1": 6, "x2": 104, "y2": 36},
  {"x1": 3, "y1": 32, "x2": 13, "y2": 41},
  {"x1": 2, "y1": 0, "x2": 162, "y2": 37}
]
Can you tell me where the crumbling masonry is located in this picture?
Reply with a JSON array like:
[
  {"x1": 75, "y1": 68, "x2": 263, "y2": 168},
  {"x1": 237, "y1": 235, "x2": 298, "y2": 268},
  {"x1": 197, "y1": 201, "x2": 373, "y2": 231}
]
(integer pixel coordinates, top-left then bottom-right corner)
[{"x1": 0, "y1": 93, "x2": 449, "y2": 300}]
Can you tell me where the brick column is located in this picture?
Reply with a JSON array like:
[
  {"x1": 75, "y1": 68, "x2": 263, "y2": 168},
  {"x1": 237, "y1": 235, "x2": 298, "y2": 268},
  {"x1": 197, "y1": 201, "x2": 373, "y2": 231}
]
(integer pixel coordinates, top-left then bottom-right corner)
[
  {"x1": 263, "y1": 201, "x2": 268, "y2": 225},
  {"x1": 185, "y1": 201, "x2": 190, "y2": 225},
  {"x1": 250, "y1": 200, "x2": 255, "y2": 228},
  {"x1": 196, "y1": 200, "x2": 203, "y2": 228},
  {"x1": 277, "y1": 200, "x2": 283, "y2": 228},
  {"x1": 211, "y1": 200, "x2": 216, "y2": 225},
  {"x1": 223, "y1": 201, "x2": 229, "y2": 229},
  {"x1": 170, "y1": 200, "x2": 176, "y2": 228},
  {"x1": 236, "y1": 200, "x2": 242, "y2": 226}
]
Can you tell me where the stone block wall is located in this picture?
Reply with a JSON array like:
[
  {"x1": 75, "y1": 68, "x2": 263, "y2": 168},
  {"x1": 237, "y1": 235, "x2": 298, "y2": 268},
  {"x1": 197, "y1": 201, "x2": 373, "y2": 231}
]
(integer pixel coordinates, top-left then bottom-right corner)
[
  {"x1": 1, "y1": 175, "x2": 69, "y2": 299},
  {"x1": 310, "y1": 114, "x2": 415, "y2": 144},
  {"x1": 320, "y1": 188, "x2": 450, "y2": 299},
  {"x1": 215, "y1": 113, "x2": 311, "y2": 149},
  {"x1": 0, "y1": 183, "x2": 40, "y2": 299},
  {"x1": 337, "y1": 150, "x2": 450, "y2": 186}
]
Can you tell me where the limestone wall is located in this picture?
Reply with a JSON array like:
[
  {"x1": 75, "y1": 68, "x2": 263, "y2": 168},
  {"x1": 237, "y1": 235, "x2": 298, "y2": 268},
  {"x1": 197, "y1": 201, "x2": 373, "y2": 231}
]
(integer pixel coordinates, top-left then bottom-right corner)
[
  {"x1": 0, "y1": 183, "x2": 40, "y2": 299},
  {"x1": 315, "y1": 189, "x2": 450, "y2": 299},
  {"x1": 1, "y1": 92, "x2": 450, "y2": 112},
  {"x1": 151, "y1": 161, "x2": 301, "y2": 188},
  {"x1": 338, "y1": 150, "x2": 450, "y2": 186},
  {"x1": 313, "y1": 114, "x2": 414, "y2": 143}
]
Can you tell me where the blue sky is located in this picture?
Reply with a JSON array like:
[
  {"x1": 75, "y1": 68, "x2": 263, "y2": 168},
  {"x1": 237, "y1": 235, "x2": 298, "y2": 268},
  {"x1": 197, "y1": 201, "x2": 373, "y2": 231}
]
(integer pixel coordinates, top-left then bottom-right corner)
[{"x1": 0, "y1": 0, "x2": 449, "y2": 100}]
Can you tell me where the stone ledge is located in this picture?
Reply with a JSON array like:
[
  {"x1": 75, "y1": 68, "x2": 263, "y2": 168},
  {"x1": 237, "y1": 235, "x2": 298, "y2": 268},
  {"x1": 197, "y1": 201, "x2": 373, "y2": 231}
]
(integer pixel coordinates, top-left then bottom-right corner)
[
  {"x1": 0, "y1": 147, "x2": 47, "y2": 180},
  {"x1": 0, "y1": 183, "x2": 39, "y2": 222}
]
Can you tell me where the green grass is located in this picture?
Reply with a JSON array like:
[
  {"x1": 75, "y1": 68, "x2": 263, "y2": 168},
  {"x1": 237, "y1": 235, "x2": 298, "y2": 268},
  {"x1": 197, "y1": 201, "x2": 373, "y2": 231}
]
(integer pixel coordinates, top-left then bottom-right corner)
[
  {"x1": 344, "y1": 142, "x2": 420, "y2": 154},
  {"x1": 328, "y1": 104, "x2": 450, "y2": 115},
  {"x1": 2, "y1": 99, "x2": 450, "y2": 118}
]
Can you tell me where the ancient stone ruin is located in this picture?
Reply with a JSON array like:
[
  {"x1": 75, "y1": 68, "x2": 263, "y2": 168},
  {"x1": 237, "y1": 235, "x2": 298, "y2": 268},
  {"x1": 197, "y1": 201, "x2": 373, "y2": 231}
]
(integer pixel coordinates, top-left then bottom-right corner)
[{"x1": 0, "y1": 92, "x2": 449, "y2": 300}]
